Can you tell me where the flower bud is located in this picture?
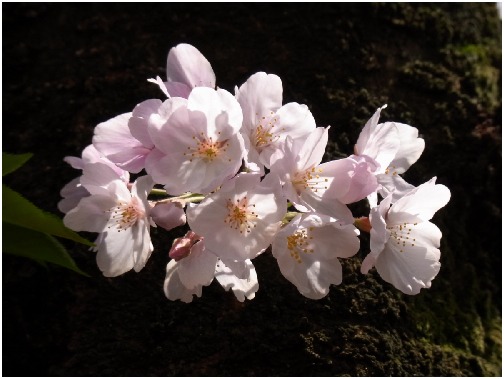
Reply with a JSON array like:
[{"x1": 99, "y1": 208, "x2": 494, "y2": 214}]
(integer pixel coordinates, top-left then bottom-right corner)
[{"x1": 168, "y1": 231, "x2": 200, "y2": 261}]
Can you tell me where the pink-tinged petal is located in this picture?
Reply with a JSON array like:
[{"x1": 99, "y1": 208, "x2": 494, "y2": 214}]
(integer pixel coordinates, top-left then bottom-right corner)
[
  {"x1": 236, "y1": 72, "x2": 283, "y2": 129},
  {"x1": 297, "y1": 127, "x2": 328, "y2": 170},
  {"x1": 309, "y1": 223, "x2": 360, "y2": 259},
  {"x1": 148, "y1": 101, "x2": 190, "y2": 155},
  {"x1": 129, "y1": 99, "x2": 161, "y2": 148},
  {"x1": 95, "y1": 227, "x2": 136, "y2": 277},
  {"x1": 256, "y1": 102, "x2": 316, "y2": 169},
  {"x1": 58, "y1": 177, "x2": 89, "y2": 214},
  {"x1": 300, "y1": 191, "x2": 354, "y2": 223},
  {"x1": 272, "y1": 213, "x2": 357, "y2": 299},
  {"x1": 187, "y1": 173, "x2": 286, "y2": 261},
  {"x1": 178, "y1": 240, "x2": 218, "y2": 289},
  {"x1": 63, "y1": 194, "x2": 116, "y2": 232},
  {"x1": 64, "y1": 156, "x2": 84, "y2": 170},
  {"x1": 369, "y1": 195, "x2": 392, "y2": 254},
  {"x1": 376, "y1": 172, "x2": 416, "y2": 202},
  {"x1": 130, "y1": 218, "x2": 154, "y2": 272},
  {"x1": 275, "y1": 102, "x2": 316, "y2": 139},
  {"x1": 80, "y1": 162, "x2": 128, "y2": 196},
  {"x1": 214, "y1": 259, "x2": 259, "y2": 302},
  {"x1": 357, "y1": 122, "x2": 400, "y2": 173},
  {"x1": 163, "y1": 260, "x2": 203, "y2": 303},
  {"x1": 374, "y1": 221, "x2": 442, "y2": 295},
  {"x1": 386, "y1": 122, "x2": 425, "y2": 173},
  {"x1": 147, "y1": 76, "x2": 171, "y2": 97},
  {"x1": 153, "y1": 129, "x2": 243, "y2": 195},
  {"x1": 166, "y1": 43, "x2": 216, "y2": 89},
  {"x1": 165, "y1": 82, "x2": 192, "y2": 98},
  {"x1": 216, "y1": 258, "x2": 251, "y2": 279},
  {"x1": 388, "y1": 178, "x2": 451, "y2": 224},
  {"x1": 151, "y1": 202, "x2": 186, "y2": 231},
  {"x1": 92, "y1": 112, "x2": 149, "y2": 173},
  {"x1": 321, "y1": 155, "x2": 379, "y2": 204},
  {"x1": 80, "y1": 144, "x2": 130, "y2": 181},
  {"x1": 354, "y1": 105, "x2": 387, "y2": 155},
  {"x1": 131, "y1": 175, "x2": 155, "y2": 211},
  {"x1": 187, "y1": 87, "x2": 243, "y2": 139}
]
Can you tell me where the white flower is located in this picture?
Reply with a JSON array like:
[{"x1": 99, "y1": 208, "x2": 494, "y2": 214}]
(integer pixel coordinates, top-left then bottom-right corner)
[
  {"x1": 272, "y1": 213, "x2": 360, "y2": 299},
  {"x1": 186, "y1": 172, "x2": 287, "y2": 261},
  {"x1": 58, "y1": 144, "x2": 129, "y2": 214},
  {"x1": 148, "y1": 43, "x2": 216, "y2": 98},
  {"x1": 163, "y1": 236, "x2": 259, "y2": 303},
  {"x1": 270, "y1": 127, "x2": 377, "y2": 223},
  {"x1": 235, "y1": 72, "x2": 316, "y2": 173},
  {"x1": 145, "y1": 86, "x2": 245, "y2": 195},
  {"x1": 355, "y1": 105, "x2": 425, "y2": 204},
  {"x1": 361, "y1": 177, "x2": 451, "y2": 295},
  {"x1": 92, "y1": 112, "x2": 153, "y2": 174},
  {"x1": 64, "y1": 163, "x2": 155, "y2": 277}
]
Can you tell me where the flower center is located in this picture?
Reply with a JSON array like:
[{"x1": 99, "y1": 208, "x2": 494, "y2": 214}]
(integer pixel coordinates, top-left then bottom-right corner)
[
  {"x1": 292, "y1": 166, "x2": 329, "y2": 195},
  {"x1": 384, "y1": 165, "x2": 399, "y2": 176},
  {"x1": 184, "y1": 133, "x2": 230, "y2": 163},
  {"x1": 224, "y1": 196, "x2": 257, "y2": 234},
  {"x1": 286, "y1": 227, "x2": 315, "y2": 263},
  {"x1": 108, "y1": 198, "x2": 144, "y2": 231},
  {"x1": 387, "y1": 222, "x2": 418, "y2": 253},
  {"x1": 254, "y1": 111, "x2": 283, "y2": 150}
]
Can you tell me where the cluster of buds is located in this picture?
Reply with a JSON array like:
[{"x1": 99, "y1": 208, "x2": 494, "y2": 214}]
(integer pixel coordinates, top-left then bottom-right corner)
[{"x1": 60, "y1": 44, "x2": 450, "y2": 302}]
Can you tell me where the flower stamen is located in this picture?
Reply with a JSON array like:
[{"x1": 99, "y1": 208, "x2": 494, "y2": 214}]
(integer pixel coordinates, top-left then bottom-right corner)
[
  {"x1": 107, "y1": 198, "x2": 144, "y2": 232},
  {"x1": 224, "y1": 196, "x2": 258, "y2": 234},
  {"x1": 286, "y1": 227, "x2": 315, "y2": 263}
]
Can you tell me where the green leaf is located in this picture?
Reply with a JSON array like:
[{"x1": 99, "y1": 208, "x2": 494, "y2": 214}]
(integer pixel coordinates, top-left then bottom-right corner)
[
  {"x1": 3, "y1": 152, "x2": 33, "y2": 176},
  {"x1": 3, "y1": 222, "x2": 89, "y2": 276},
  {"x1": 2, "y1": 184, "x2": 94, "y2": 247}
]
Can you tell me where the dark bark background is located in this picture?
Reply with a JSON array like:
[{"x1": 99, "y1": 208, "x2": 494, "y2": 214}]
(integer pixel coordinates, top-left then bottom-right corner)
[{"x1": 3, "y1": 3, "x2": 501, "y2": 376}]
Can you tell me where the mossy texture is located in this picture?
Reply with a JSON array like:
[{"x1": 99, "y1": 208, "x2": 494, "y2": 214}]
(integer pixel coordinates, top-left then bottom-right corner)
[{"x1": 3, "y1": 3, "x2": 501, "y2": 376}]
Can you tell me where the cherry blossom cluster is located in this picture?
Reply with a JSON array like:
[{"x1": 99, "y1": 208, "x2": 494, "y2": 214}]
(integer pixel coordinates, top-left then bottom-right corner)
[{"x1": 60, "y1": 44, "x2": 451, "y2": 302}]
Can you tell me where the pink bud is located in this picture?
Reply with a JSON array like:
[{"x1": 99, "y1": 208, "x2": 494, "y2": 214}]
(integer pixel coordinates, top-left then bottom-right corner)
[{"x1": 168, "y1": 231, "x2": 200, "y2": 261}]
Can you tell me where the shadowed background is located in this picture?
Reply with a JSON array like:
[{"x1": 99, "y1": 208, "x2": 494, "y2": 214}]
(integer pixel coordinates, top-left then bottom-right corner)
[{"x1": 3, "y1": 3, "x2": 501, "y2": 376}]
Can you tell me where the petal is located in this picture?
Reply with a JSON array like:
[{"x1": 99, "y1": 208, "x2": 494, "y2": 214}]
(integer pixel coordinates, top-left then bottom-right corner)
[
  {"x1": 131, "y1": 175, "x2": 155, "y2": 210},
  {"x1": 389, "y1": 178, "x2": 451, "y2": 224},
  {"x1": 150, "y1": 202, "x2": 187, "y2": 231},
  {"x1": 80, "y1": 162, "x2": 127, "y2": 196},
  {"x1": 147, "y1": 98, "x2": 189, "y2": 154},
  {"x1": 321, "y1": 155, "x2": 379, "y2": 204},
  {"x1": 95, "y1": 228, "x2": 136, "y2": 277},
  {"x1": 129, "y1": 99, "x2": 161, "y2": 148},
  {"x1": 236, "y1": 72, "x2": 283, "y2": 129},
  {"x1": 166, "y1": 43, "x2": 216, "y2": 89},
  {"x1": 178, "y1": 240, "x2": 218, "y2": 289},
  {"x1": 165, "y1": 82, "x2": 192, "y2": 98},
  {"x1": 374, "y1": 221, "x2": 442, "y2": 295},
  {"x1": 369, "y1": 195, "x2": 392, "y2": 254},
  {"x1": 58, "y1": 177, "x2": 89, "y2": 214},
  {"x1": 377, "y1": 172, "x2": 416, "y2": 203},
  {"x1": 187, "y1": 87, "x2": 243, "y2": 138},
  {"x1": 214, "y1": 259, "x2": 259, "y2": 302},
  {"x1": 387, "y1": 122, "x2": 425, "y2": 173},
  {"x1": 272, "y1": 214, "x2": 356, "y2": 299},
  {"x1": 131, "y1": 218, "x2": 154, "y2": 272},
  {"x1": 147, "y1": 76, "x2": 170, "y2": 97},
  {"x1": 92, "y1": 112, "x2": 149, "y2": 173},
  {"x1": 354, "y1": 105, "x2": 387, "y2": 156},
  {"x1": 63, "y1": 194, "x2": 116, "y2": 232},
  {"x1": 297, "y1": 127, "x2": 328, "y2": 170},
  {"x1": 163, "y1": 260, "x2": 203, "y2": 303}
]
